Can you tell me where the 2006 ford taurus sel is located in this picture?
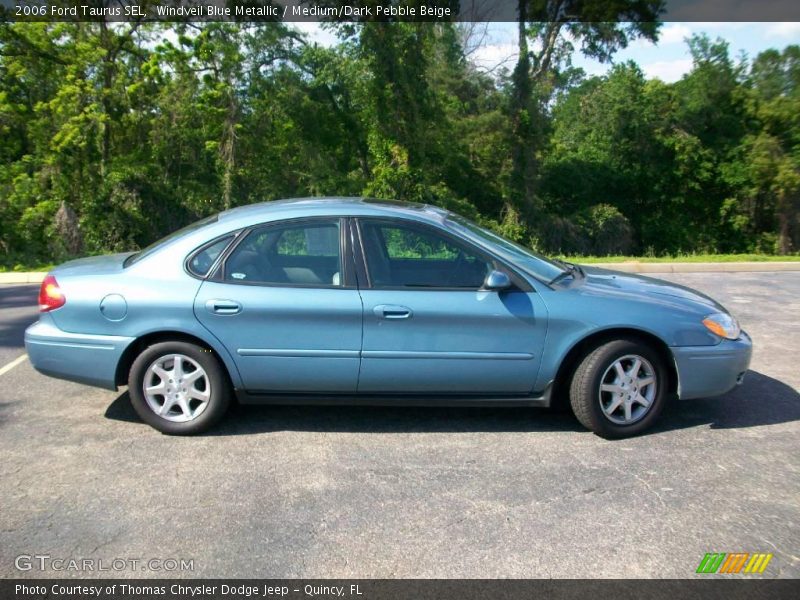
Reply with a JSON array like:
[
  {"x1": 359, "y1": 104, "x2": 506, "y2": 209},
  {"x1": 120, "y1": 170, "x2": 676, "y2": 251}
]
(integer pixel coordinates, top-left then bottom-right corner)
[{"x1": 25, "y1": 198, "x2": 752, "y2": 437}]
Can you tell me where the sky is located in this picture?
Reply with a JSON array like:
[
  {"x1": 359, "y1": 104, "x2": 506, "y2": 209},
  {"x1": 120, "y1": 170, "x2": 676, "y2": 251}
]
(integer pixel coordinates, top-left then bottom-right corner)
[{"x1": 294, "y1": 22, "x2": 800, "y2": 83}]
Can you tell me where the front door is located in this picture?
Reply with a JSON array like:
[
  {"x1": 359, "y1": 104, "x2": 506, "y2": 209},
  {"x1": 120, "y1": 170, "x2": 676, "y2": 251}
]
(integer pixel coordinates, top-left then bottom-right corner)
[
  {"x1": 194, "y1": 218, "x2": 363, "y2": 393},
  {"x1": 354, "y1": 218, "x2": 548, "y2": 395}
]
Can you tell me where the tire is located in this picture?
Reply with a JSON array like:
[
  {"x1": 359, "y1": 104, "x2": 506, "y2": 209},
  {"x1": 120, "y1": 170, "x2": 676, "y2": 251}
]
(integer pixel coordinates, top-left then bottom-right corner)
[
  {"x1": 569, "y1": 339, "x2": 667, "y2": 439},
  {"x1": 129, "y1": 341, "x2": 231, "y2": 435}
]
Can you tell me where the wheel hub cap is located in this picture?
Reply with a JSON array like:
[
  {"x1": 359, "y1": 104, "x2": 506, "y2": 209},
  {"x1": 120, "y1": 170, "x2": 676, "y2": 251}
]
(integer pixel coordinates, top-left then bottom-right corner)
[
  {"x1": 143, "y1": 354, "x2": 211, "y2": 423},
  {"x1": 598, "y1": 354, "x2": 657, "y2": 425}
]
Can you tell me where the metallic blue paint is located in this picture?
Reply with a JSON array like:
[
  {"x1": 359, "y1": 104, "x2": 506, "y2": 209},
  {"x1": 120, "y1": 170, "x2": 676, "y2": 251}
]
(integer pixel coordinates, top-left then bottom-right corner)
[
  {"x1": 671, "y1": 332, "x2": 753, "y2": 399},
  {"x1": 25, "y1": 198, "x2": 752, "y2": 406},
  {"x1": 194, "y1": 281, "x2": 363, "y2": 393},
  {"x1": 25, "y1": 314, "x2": 133, "y2": 390},
  {"x1": 356, "y1": 287, "x2": 547, "y2": 393}
]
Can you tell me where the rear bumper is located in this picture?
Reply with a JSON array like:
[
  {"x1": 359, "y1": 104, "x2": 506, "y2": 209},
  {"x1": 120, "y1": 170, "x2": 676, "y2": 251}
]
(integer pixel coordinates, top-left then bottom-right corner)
[
  {"x1": 671, "y1": 331, "x2": 753, "y2": 400},
  {"x1": 24, "y1": 320, "x2": 134, "y2": 391}
]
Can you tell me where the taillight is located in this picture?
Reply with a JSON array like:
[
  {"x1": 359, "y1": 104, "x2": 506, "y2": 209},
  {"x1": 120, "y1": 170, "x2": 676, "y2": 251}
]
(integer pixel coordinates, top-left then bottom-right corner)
[{"x1": 38, "y1": 274, "x2": 66, "y2": 312}]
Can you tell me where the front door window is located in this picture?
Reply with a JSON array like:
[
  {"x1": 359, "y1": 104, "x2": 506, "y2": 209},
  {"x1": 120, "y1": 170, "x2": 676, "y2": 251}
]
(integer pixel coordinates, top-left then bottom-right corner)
[{"x1": 359, "y1": 220, "x2": 491, "y2": 289}]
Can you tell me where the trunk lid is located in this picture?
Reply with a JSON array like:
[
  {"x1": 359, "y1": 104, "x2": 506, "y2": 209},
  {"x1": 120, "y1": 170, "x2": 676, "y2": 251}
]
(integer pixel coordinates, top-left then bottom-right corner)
[{"x1": 52, "y1": 252, "x2": 134, "y2": 278}]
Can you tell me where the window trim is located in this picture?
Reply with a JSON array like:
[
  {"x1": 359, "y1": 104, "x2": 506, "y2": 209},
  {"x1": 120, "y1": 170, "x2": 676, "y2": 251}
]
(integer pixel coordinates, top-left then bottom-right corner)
[
  {"x1": 214, "y1": 216, "x2": 355, "y2": 289},
  {"x1": 349, "y1": 217, "x2": 370, "y2": 288},
  {"x1": 184, "y1": 232, "x2": 241, "y2": 280},
  {"x1": 352, "y1": 217, "x2": 532, "y2": 292}
]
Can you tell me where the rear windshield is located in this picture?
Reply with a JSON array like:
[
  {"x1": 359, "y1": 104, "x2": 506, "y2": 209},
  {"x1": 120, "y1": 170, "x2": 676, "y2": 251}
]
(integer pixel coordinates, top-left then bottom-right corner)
[{"x1": 124, "y1": 215, "x2": 219, "y2": 267}]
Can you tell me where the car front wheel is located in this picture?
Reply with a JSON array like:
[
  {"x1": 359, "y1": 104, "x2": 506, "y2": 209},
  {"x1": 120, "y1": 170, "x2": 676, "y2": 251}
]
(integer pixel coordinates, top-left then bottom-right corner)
[
  {"x1": 129, "y1": 341, "x2": 230, "y2": 434},
  {"x1": 569, "y1": 339, "x2": 667, "y2": 438}
]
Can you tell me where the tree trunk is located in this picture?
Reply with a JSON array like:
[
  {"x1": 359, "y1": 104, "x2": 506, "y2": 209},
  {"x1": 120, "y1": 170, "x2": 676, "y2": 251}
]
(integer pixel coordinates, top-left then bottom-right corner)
[
  {"x1": 54, "y1": 201, "x2": 83, "y2": 256},
  {"x1": 99, "y1": 22, "x2": 114, "y2": 177},
  {"x1": 220, "y1": 86, "x2": 237, "y2": 210},
  {"x1": 776, "y1": 190, "x2": 797, "y2": 255},
  {"x1": 509, "y1": 0, "x2": 536, "y2": 218}
]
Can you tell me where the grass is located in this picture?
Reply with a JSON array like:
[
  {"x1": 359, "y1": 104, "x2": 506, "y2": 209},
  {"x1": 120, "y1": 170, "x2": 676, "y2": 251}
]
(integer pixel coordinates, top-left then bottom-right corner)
[
  {"x1": 559, "y1": 254, "x2": 800, "y2": 264},
  {"x1": 2, "y1": 254, "x2": 799, "y2": 273},
  {"x1": 0, "y1": 263, "x2": 56, "y2": 273}
]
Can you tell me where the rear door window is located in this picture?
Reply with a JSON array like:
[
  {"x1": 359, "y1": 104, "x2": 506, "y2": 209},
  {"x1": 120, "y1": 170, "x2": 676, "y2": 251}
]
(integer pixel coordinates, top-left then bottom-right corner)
[
  {"x1": 224, "y1": 220, "x2": 343, "y2": 286},
  {"x1": 187, "y1": 236, "x2": 234, "y2": 277}
]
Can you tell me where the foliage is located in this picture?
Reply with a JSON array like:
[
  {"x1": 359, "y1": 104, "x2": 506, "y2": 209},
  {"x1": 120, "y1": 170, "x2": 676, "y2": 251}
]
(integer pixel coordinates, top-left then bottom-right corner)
[
  {"x1": 542, "y1": 40, "x2": 800, "y2": 255},
  {"x1": 560, "y1": 254, "x2": 800, "y2": 263},
  {"x1": 0, "y1": 22, "x2": 798, "y2": 269}
]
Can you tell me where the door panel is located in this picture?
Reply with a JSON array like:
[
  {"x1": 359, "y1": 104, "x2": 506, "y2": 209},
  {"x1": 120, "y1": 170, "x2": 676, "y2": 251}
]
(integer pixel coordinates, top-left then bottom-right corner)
[
  {"x1": 194, "y1": 218, "x2": 362, "y2": 393},
  {"x1": 195, "y1": 283, "x2": 362, "y2": 392},
  {"x1": 357, "y1": 288, "x2": 546, "y2": 393},
  {"x1": 356, "y1": 219, "x2": 547, "y2": 394}
]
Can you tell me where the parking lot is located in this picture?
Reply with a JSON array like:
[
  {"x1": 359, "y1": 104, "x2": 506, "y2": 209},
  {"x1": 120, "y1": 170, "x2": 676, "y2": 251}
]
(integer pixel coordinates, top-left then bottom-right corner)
[{"x1": 1, "y1": 272, "x2": 798, "y2": 578}]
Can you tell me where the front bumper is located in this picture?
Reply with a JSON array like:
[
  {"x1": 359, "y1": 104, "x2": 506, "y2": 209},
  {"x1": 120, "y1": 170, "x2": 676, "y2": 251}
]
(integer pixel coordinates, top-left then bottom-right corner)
[
  {"x1": 671, "y1": 331, "x2": 753, "y2": 400},
  {"x1": 25, "y1": 319, "x2": 134, "y2": 391}
]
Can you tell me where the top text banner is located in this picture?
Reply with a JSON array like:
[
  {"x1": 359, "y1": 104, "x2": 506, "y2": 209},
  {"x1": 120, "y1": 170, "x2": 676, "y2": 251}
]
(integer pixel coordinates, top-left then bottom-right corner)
[{"x1": 2, "y1": 0, "x2": 800, "y2": 23}]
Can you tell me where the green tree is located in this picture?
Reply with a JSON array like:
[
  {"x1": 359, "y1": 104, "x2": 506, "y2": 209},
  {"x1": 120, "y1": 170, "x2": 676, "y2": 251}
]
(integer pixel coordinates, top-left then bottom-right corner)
[{"x1": 509, "y1": 0, "x2": 662, "y2": 222}]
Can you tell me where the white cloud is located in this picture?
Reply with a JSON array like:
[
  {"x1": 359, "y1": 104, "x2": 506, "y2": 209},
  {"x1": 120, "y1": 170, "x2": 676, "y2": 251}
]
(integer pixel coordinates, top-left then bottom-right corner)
[
  {"x1": 658, "y1": 24, "x2": 693, "y2": 46},
  {"x1": 624, "y1": 23, "x2": 689, "y2": 51},
  {"x1": 470, "y1": 43, "x2": 518, "y2": 72},
  {"x1": 765, "y1": 22, "x2": 800, "y2": 38},
  {"x1": 641, "y1": 58, "x2": 694, "y2": 82},
  {"x1": 693, "y1": 22, "x2": 750, "y2": 31},
  {"x1": 291, "y1": 22, "x2": 338, "y2": 47},
  {"x1": 582, "y1": 62, "x2": 609, "y2": 77}
]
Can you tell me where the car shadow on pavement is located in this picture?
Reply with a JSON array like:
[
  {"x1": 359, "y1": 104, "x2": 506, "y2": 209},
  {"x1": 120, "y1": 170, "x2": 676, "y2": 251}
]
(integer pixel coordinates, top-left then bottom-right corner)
[
  {"x1": 104, "y1": 392, "x2": 585, "y2": 434},
  {"x1": 104, "y1": 370, "x2": 799, "y2": 437},
  {"x1": 653, "y1": 370, "x2": 800, "y2": 433}
]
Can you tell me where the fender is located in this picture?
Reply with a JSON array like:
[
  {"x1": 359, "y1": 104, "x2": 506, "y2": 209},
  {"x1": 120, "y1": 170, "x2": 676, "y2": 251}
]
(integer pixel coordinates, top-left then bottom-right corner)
[{"x1": 118, "y1": 323, "x2": 244, "y2": 389}]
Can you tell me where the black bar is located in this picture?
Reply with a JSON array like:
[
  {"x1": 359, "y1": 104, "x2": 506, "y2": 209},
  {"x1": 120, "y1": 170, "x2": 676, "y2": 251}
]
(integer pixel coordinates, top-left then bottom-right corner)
[
  {"x1": 2, "y1": 579, "x2": 800, "y2": 600},
  {"x1": 2, "y1": 0, "x2": 800, "y2": 23}
]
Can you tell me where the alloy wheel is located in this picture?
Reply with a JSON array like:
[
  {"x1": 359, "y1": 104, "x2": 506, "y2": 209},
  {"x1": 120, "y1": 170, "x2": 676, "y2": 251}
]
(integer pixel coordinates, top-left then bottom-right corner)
[
  {"x1": 142, "y1": 353, "x2": 211, "y2": 423},
  {"x1": 598, "y1": 354, "x2": 657, "y2": 425}
]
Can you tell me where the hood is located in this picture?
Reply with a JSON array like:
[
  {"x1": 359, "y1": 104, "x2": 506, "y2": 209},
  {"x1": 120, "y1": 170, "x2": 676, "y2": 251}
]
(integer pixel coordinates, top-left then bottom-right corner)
[
  {"x1": 52, "y1": 252, "x2": 134, "y2": 277},
  {"x1": 575, "y1": 265, "x2": 727, "y2": 314}
]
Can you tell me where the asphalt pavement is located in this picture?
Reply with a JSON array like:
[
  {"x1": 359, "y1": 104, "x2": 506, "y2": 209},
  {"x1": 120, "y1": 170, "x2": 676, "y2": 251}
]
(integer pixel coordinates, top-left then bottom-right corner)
[
  {"x1": 0, "y1": 273, "x2": 798, "y2": 578},
  {"x1": 0, "y1": 284, "x2": 36, "y2": 370}
]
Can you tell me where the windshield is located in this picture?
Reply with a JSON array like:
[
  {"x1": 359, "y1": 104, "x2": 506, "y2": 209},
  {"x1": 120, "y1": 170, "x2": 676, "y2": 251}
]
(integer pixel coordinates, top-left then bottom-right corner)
[
  {"x1": 124, "y1": 215, "x2": 219, "y2": 267},
  {"x1": 445, "y1": 214, "x2": 567, "y2": 282}
]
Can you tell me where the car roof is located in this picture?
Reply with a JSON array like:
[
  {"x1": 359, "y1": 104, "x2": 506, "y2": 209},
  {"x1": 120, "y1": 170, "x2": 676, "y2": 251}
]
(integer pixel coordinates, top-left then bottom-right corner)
[
  {"x1": 217, "y1": 197, "x2": 452, "y2": 226},
  {"x1": 129, "y1": 198, "x2": 457, "y2": 270}
]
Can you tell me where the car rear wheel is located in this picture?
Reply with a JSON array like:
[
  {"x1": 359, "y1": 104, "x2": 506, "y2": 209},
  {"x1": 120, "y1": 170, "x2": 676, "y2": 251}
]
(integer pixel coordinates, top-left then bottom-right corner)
[
  {"x1": 129, "y1": 341, "x2": 230, "y2": 434},
  {"x1": 569, "y1": 339, "x2": 667, "y2": 439}
]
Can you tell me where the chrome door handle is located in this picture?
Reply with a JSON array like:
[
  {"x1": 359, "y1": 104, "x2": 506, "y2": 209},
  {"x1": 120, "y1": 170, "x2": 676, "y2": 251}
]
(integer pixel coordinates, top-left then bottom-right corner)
[
  {"x1": 206, "y1": 299, "x2": 242, "y2": 315},
  {"x1": 373, "y1": 304, "x2": 412, "y2": 319}
]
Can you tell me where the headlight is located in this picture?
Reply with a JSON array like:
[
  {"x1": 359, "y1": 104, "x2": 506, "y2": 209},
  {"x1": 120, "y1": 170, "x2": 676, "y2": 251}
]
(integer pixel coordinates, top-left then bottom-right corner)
[{"x1": 702, "y1": 313, "x2": 741, "y2": 340}]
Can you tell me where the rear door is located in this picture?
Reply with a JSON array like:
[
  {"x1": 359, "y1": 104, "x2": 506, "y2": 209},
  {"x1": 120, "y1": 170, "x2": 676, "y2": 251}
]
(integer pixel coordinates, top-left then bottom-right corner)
[
  {"x1": 354, "y1": 218, "x2": 548, "y2": 395},
  {"x1": 194, "y1": 217, "x2": 363, "y2": 393}
]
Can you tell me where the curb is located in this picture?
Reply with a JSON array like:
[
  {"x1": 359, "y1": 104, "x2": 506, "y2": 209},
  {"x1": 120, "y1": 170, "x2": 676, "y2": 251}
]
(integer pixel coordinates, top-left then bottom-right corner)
[
  {"x1": 1, "y1": 262, "x2": 799, "y2": 284},
  {"x1": 590, "y1": 261, "x2": 800, "y2": 273},
  {"x1": 0, "y1": 272, "x2": 47, "y2": 284}
]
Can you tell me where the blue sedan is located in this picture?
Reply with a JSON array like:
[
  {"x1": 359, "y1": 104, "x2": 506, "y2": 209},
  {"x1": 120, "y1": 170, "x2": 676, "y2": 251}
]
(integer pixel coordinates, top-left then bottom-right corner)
[{"x1": 25, "y1": 198, "x2": 752, "y2": 437}]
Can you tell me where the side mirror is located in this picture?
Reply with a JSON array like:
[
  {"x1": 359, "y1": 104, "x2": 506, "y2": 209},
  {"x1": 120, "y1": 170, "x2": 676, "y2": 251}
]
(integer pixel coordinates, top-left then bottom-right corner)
[{"x1": 483, "y1": 270, "x2": 512, "y2": 291}]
